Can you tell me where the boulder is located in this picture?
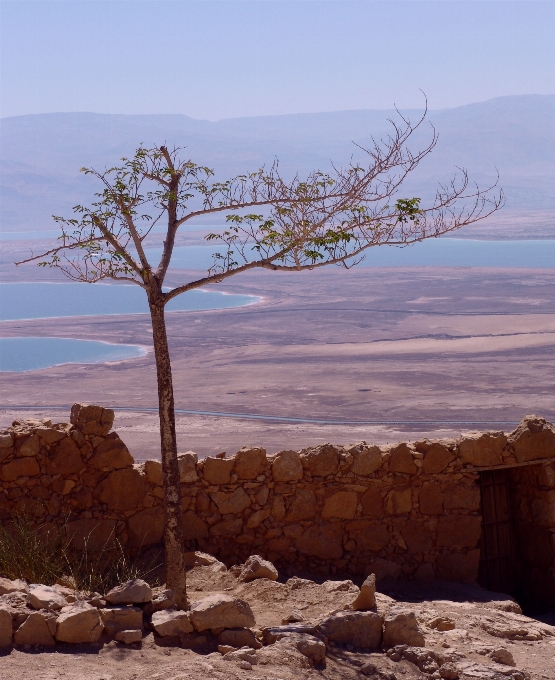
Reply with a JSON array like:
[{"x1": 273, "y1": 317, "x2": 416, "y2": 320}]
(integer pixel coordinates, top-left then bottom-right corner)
[
  {"x1": 70, "y1": 403, "x2": 114, "y2": 436},
  {"x1": 508, "y1": 415, "x2": 555, "y2": 462},
  {"x1": 104, "y1": 579, "x2": 152, "y2": 605},
  {"x1": 490, "y1": 647, "x2": 516, "y2": 666},
  {"x1": 203, "y1": 457, "x2": 234, "y2": 484},
  {"x1": 322, "y1": 491, "x2": 358, "y2": 520},
  {"x1": 301, "y1": 444, "x2": 340, "y2": 477},
  {"x1": 383, "y1": 610, "x2": 425, "y2": 647},
  {"x1": 100, "y1": 606, "x2": 144, "y2": 636},
  {"x1": 351, "y1": 574, "x2": 376, "y2": 611},
  {"x1": 323, "y1": 580, "x2": 357, "y2": 593},
  {"x1": 128, "y1": 507, "x2": 164, "y2": 547},
  {"x1": 46, "y1": 436, "x2": 84, "y2": 475},
  {"x1": 97, "y1": 468, "x2": 146, "y2": 510},
  {"x1": 389, "y1": 443, "x2": 417, "y2": 474},
  {"x1": 0, "y1": 608, "x2": 13, "y2": 647},
  {"x1": 0, "y1": 578, "x2": 29, "y2": 595},
  {"x1": 272, "y1": 450, "x2": 303, "y2": 482},
  {"x1": 189, "y1": 594, "x2": 255, "y2": 632},
  {"x1": 262, "y1": 624, "x2": 325, "y2": 645},
  {"x1": 290, "y1": 633, "x2": 326, "y2": 664},
  {"x1": 317, "y1": 610, "x2": 383, "y2": 649},
  {"x1": 211, "y1": 487, "x2": 251, "y2": 514},
  {"x1": 219, "y1": 627, "x2": 261, "y2": 649},
  {"x1": 115, "y1": 629, "x2": 142, "y2": 644},
  {"x1": 183, "y1": 551, "x2": 221, "y2": 568},
  {"x1": 427, "y1": 616, "x2": 455, "y2": 631},
  {"x1": 143, "y1": 459, "x2": 162, "y2": 485},
  {"x1": 151, "y1": 609, "x2": 194, "y2": 636},
  {"x1": 235, "y1": 446, "x2": 268, "y2": 480},
  {"x1": 14, "y1": 612, "x2": 56, "y2": 647},
  {"x1": 19, "y1": 434, "x2": 40, "y2": 457},
  {"x1": 178, "y1": 451, "x2": 199, "y2": 483},
  {"x1": 0, "y1": 457, "x2": 40, "y2": 481},
  {"x1": 89, "y1": 433, "x2": 133, "y2": 471},
  {"x1": 350, "y1": 445, "x2": 383, "y2": 476},
  {"x1": 239, "y1": 555, "x2": 278, "y2": 582},
  {"x1": 55, "y1": 602, "x2": 104, "y2": 643},
  {"x1": 144, "y1": 589, "x2": 176, "y2": 615},
  {"x1": 458, "y1": 431, "x2": 506, "y2": 467},
  {"x1": 29, "y1": 584, "x2": 67, "y2": 611},
  {"x1": 286, "y1": 489, "x2": 318, "y2": 522},
  {"x1": 421, "y1": 443, "x2": 455, "y2": 474}
]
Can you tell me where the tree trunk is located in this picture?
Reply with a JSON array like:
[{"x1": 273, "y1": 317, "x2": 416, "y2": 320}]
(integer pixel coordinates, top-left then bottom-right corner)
[{"x1": 149, "y1": 300, "x2": 188, "y2": 609}]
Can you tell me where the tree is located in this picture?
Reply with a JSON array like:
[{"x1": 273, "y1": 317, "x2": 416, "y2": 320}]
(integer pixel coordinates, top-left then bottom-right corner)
[{"x1": 17, "y1": 109, "x2": 502, "y2": 608}]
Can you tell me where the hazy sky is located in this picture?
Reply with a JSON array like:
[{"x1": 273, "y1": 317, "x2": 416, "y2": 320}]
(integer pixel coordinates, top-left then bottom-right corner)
[{"x1": 1, "y1": 1, "x2": 554, "y2": 120}]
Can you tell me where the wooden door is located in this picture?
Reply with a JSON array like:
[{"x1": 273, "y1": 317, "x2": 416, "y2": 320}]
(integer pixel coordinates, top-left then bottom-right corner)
[{"x1": 478, "y1": 469, "x2": 516, "y2": 594}]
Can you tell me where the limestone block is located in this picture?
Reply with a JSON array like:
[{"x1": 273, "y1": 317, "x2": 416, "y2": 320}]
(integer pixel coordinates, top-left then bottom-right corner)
[
  {"x1": 211, "y1": 487, "x2": 251, "y2": 514},
  {"x1": 295, "y1": 523, "x2": 343, "y2": 559},
  {"x1": 178, "y1": 451, "x2": 199, "y2": 483},
  {"x1": 437, "y1": 516, "x2": 482, "y2": 549},
  {"x1": 0, "y1": 607, "x2": 12, "y2": 648},
  {"x1": 383, "y1": 610, "x2": 425, "y2": 647},
  {"x1": 104, "y1": 579, "x2": 152, "y2": 605},
  {"x1": 366, "y1": 558, "x2": 401, "y2": 581},
  {"x1": 322, "y1": 491, "x2": 358, "y2": 519},
  {"x1": 301, "y1": 444, "x2": 340, "y2": 477},
  {"x1": 317, "y1": 610, "x2": 383, "y2": 649},
  {"x1": 70, "y1": 403, "x2": 114, "y2": 436},
  {"x1": 508, "y1": 415, "x2": 555, "y2": 462},
  {"x1": 34, "y1": 427, "x2": 65, "y2": 445},
  {"x1": 182, "y1": 510, "x2": 209, "y2": 540},
  {"x1": 385, "y1": 487, "x2": 412, "y2": 515},
  {"x1": 351, "y1": 446, "x2": 383, "y2": 476},
  {"x1": 100, "y1": 606, "x2": 143, "y2": 635},
  {"x1": 189, "y1": 593, "x2": 255, "y2": 631},
  {"x1": 97, "y1": 468, "x2": 145, "y2": 510},
  {"x1": 351, "y1": 574, "x2": 376, "y2": 611},
  {"x1": 437, "y1": 549, "x2": 480, "y2": 582},
  {"x1": 443, "y1": 483, "x2": 481, "y2": 511},
  {"x1": 421, "y1": 443, "x2": 455, "y2": 474},
  {"x1": 46, "y1": 436, "x2": 83, "y2": 475},
  {"x1": 271, "y1": 495, "x2": 286, "y2": 520},
  {"x1": 89, "y1": 433, "x2": 133, "y2": 471},
  {"x1": 419, "y1": 483, "x2": 444, "y2": 514},
  {"x1": 285, "y1": 489, "x2": 318, "y2": 522},
  {"x1": 389, "y1": 443, "x2": 417, "y2": 474},
  {"x1": 1, "y1": 456, "x2": 40, "y2": 481},
  {"x1": 458, "y1": 431, "x2": 506, "y2": 467},
  {"x1": 235, "y1": 447, "x2": 268, "y2": 480},
  {"x1": 246, "y1": 507, "x2": 271, "y2": 529},
  {"x1": 350, "y1": 521, "x2": 390, "y2": 552},
  {"x1": 29, "y1": 584, "x2": 67, "y2": 611},
  {"x1": 400, "y1": 521, "x2": 434, "y2": 553},
  {"x1": 65, "y1": 518, "x2": 117, "y2": 552},
  {"x1": 219, "y1": 627, "x2": 260, "y2": 649},
  {"x1": 239, "y1": 555, "x2": 278, "y2": 582},
  {"x1": 55, "y1": 602, "x2": 104, "y2": 643},
  {"x1": 115, "y1": 629, "x2": 142, "y2": 644},
  {"x1": 18, "y1": 434, "x2": 40, "y2": 458},
  {"x1": 14, "y1": 612, "x2": 56, "y2": 646},
  {"x1": 203, "y1": 457, "x2": 234, "y2": 484},
  {"x1": 272, "y1": 450, "x2": 303, "y2": 482},
  {"x1": 209, "y1": 519, "x2": 243, "y2": 537},
  {"x1": 360, "y1": 487, "x2": 383, "y2": 517},
  {"x1": 0, "y1": 578, "x2": 29, "y2": 595},
  {"x1": 128, "y1": 507, "x2": 164, "y2": 547}
]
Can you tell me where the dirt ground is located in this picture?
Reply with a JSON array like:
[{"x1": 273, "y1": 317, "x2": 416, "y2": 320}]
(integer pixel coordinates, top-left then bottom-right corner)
[
  {"x1": 1, "y1": 253, "x2": 555, "y2": 458},
  {"x1": 1, "y1": 565, "x2": 554, "y2": 680}
]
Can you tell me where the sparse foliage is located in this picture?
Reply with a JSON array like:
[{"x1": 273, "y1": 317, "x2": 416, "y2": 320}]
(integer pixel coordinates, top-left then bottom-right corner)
[{"x1": 18, "y1": 106, "x2": 503, "y2": 607}]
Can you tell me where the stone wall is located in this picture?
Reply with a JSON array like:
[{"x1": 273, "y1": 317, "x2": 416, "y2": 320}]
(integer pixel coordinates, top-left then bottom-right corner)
[{"x1": 1, "y1": 405, "x2": 555, "y2": 586}]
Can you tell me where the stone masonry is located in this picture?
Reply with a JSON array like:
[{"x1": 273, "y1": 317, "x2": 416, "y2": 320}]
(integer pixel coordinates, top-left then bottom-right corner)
[{"x1": 1, "y1": 405, "x2": 555, "y2": 589}]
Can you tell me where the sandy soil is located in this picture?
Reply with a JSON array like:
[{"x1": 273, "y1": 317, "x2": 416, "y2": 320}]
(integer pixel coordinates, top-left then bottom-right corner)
[
  {"x1": 1, "y1": 568, "x2": 554, "y2": 680},
  {"x1": 1, "y1": 255, "x2": 555, "y2": 458}
]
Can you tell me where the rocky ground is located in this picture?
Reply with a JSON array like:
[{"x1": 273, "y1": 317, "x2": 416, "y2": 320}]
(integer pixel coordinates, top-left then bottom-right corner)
[{"x1": 1, "y1": 555, "x2": 554, "y2": 680}]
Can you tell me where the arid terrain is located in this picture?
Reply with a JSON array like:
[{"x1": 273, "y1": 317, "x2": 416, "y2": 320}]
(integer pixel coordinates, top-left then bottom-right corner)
[
  {"x1": 1, "y1": 562, "x2": 555, "y2": 680},
  {"x1": 1, "y1": 233, "x2": 554, "y2": 458}
]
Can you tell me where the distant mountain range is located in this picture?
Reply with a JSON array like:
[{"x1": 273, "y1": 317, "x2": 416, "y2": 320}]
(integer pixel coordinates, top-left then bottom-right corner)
[{"x1": 1, "y1": 94, "x2": 554, "y2": 232}]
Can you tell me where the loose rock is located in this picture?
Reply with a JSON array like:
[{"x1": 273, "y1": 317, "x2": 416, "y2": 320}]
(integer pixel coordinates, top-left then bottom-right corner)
[
  {"x1": 383, "y1": 610, "x2": 425, "y2": 647},
  {"x1": 55, "y1": 602, "x2": 104, "y2": 643},
  {"x1": 151, "y1": 609, "x2": 194, "y2": 637},
  {"x1": 0, "y1": 578, "x2": 28, "y2": 596},
  {"x1": 239, "y1": 555, "x2": 279, "y2": 582},
  {"x1": 190, "y1": 593, "x2": 255, "y2": 632},
  {"x1": 115, "y1": 629, "x2": 143, "y2": 644},
  {"x1": 28, "y1": 584, "x2": 67, "y2": 611},
  {"x1": 104, "y1": 579, "x2": 152, "y2": 605},
  {"x1": 351, "y1": 573, "x2": 377, "y2": 611},
  {"x1": 317, "y1": 610, "x2": 383, "y2": 649},
  {"x1": 0, "y1": 607, "x2": 12, "y2": 647},
  {"x1": 219, "y1": 627, "x2": 261, "y2": 649},
  {"x1": 14, "y1": 612, "x2": 56, "y2": 647}
]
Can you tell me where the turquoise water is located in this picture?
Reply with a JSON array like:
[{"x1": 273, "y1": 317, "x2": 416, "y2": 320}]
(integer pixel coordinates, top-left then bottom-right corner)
[
  {"x1": 0, "y1": 282, "x2": 258, "y2": 321},
  {"x1": 0, "y1": 337, "x2": 145, "y2": 372},
  {"x1": 146, "y1": 239, "x2": 555, "y2": 269}
]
